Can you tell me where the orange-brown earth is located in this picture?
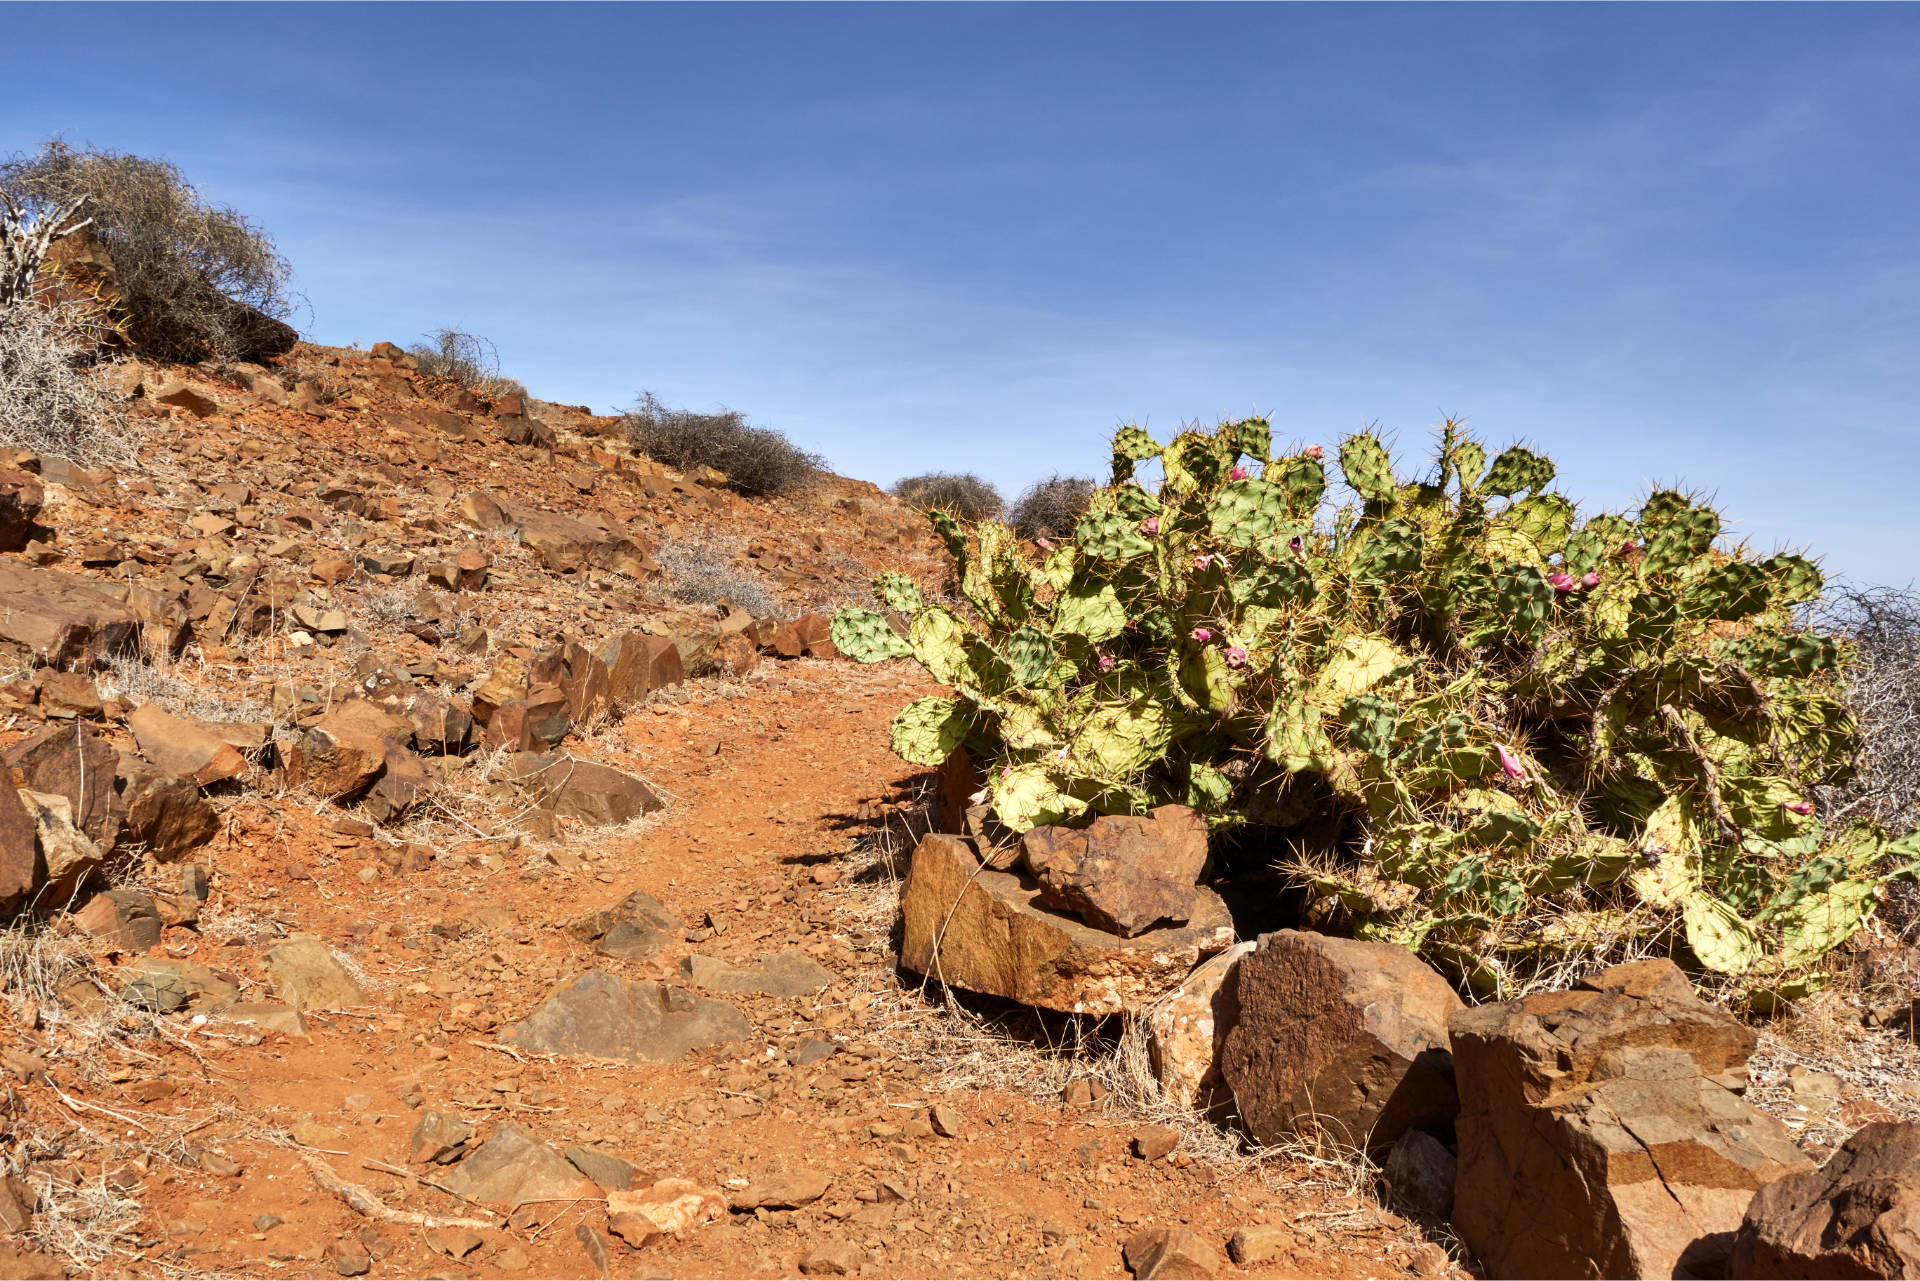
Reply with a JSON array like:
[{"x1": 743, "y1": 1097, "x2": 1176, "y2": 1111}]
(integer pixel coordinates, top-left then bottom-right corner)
[{"x1": 0, "y1": 346, "x2": 1436, "y2": 1279}]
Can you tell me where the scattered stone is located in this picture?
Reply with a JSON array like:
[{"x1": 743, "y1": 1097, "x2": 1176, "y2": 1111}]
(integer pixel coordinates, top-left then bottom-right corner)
[
  {"x1": 440, "y1": 1124, "x2": 599, "y2": 1209},
  {"x1": 606, "y1": 1211, "x2": 659, "y2": 1247},
  {"x1": 799, "y1": 1242, "x2": 868, "y2": 1276},
  {"x1": 899, "y1": 833, "x2": 1236, "y2": 1015},
  {"x1": 410, "y1": 1110, "x2": 472, "y2": 1164},
  {"x1": 567, "y1": 890, "x2": 682, "y2": 964},
  {"x1": 606, "y1": 1178, "x2": 726, "y2": 1234},
  {"x1": 1147, "y1": 940, "x2": 1255, "y2": 1115},
  {"x1": 263, "y1": 937, "x2": 365, "y2": 1010},
  {"x1": 71, "y1": 888, "x2": 162, "y2": 953},
  {"x1": 565, "y1": 1145, "x2": 642, "y2": 1192},
  {"x1": 730, "y1": 1168, "x2": 832, "y2": 1211},
  {"x1": 504, "y1": 753, "x2": 664, "y2": 826},
  {"x1": 680, "y1": 949, "x2": 833, "y2": 998},
  {"x1": 1381, "y1": 1128, "x2": 1455, "y2": 1221},
  {"x1": 329, "y1": 1237, "x2": 372, "y2": 1276},
  {"x1": 0, "y1": 465, "x2": 43, "y2": 552},
  {"x1": 602, "y1": 632, "x2": 683, "y2": 705},
  {"x1": 1132, "y1": 1125, "x2": 1180, "y2": 1161},
  {"x1": 20, "y1": 790, "x2": 101, "y2": 905},
  {"x1": 118, "y1": 958, "x2": 236, "y2": 1012},
  {"x1": 1227, "y1": 1223, "x2": 1290, "y2": 1266},
  {"x1": 0, "y1": 1173, "x2": 37, "y2": 1233},
  {"x1": 0, "y1": 778, "x2": 36, "y2": 917},
  {"x1": 279, "y1": 725, "x2": 387, "y2": 801},
  {"x1": 0, "y1": 1241, "x2": 69, "y2": 1280},
  {"x1": 219, "y1": 1002, "x2": 307, "y2": 1036},
  {"x1": 929, "y1": 1103, "x2": 964, "y2": 1138},
  {"x1": 423, "y1": 1227, "x2": 483, "y2": 1258},
  {"x1": 126, "y1": 704, "x2": 248, "y2": 786},
  {"x1": 4, "y1": 723, "x2": 116, "y2": 846},
  {"x1": 1124, "y1": 1225, "x2": 1223, "y2": 1279},
  {"x1": 507, "y1": 971, "x2": 751, "y2": 1064},
  {"x1": 116, "y1": 764, "x2": 219, "y2": 862},
  {"x1": 1219, "y1": 930, "x2": 1461, "y2": 1153},
  {"x1": 1451, "y1": 958, "x2": 1812, "y2": 1281},
  {"x1": 1022, "y1": 805, "x2": 1210, "y2": 937},
  {"x1": 1731, "y1": 1120, "x2": 1920, "y2": 1279},
  {"x1": 575, "y1": 1223, "x2": 612, "y2": 1275},
  {"x1": 0, "y1": 560, "x2": 140, "y2": 669}
]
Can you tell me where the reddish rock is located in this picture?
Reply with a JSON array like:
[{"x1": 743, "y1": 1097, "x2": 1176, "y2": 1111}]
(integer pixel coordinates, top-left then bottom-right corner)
[
  {"x1": 72, "y1": 888, "x2": 163, "y2": 953},
  {"x1": 0, "y1": 777, "x2": 37, "y2": 916},
  {"x1": 115, "y1": 764, "x2": 218, "y2": 862},
  {"x1": 1219, "y1": 930, "x2": 1462, "y2": 1154},
  {"x1": 458, "y1": 491, "x2": 508, "y2": 530},
  {"x1": 553, "y1": 642, "x2": 611, "y2": 729},
  {"x1": 1451, "y1": 959, "x2": 1811, "y2": 1280},
  {"x1": 1731, "y1": 1121, "x2": 1920, "y2": 1279},
  {"x1": 1022, "y1": 805, "x2": 1209, "y2": 937},
  {"x1": 281, "y1": 725, "x2": 386, "y2": 801},
  {"x1": 405, "y1": 694, "x2": 474, "y2": 755},
  {"x1": 4, "y1": 723, "x2": 117, "y2": 847},
  {"x1": 362, "y1": 741, "x2": 431, "y2": 825},
  {"x1": 34, "y1": 670, "x2": 102, "y2": 719},
  {"x1": 0, "y1": 561, "x2": 140, "y2": 669},
  {"x1": 1147, "y1": 940, "x2": 1256, "y2": 1115},
  {"x1": 711, "y1": 631, "x2": 760, "y2": 677},
  {"x1": 482, "y1": 700, "x2": 535, "y2": 752},
  {"x1": 602, "y1": 631, "x2": 682, "y2": 705},
  {"x1": 1124, "y1": 1226, "x2": 1224, "y2": 1279},
  {"x1": 469, "y1": 655, "x2": 530, "y2": 726},
  {"x1": 0, "y1": 466, "x2": 45, "y2": 552},
  {"x1": 504, "y1": 753, "x2": 663, "y2": 826},
  {"x1": 126, "y1": 705, "x2": 248, "y2": 786}
]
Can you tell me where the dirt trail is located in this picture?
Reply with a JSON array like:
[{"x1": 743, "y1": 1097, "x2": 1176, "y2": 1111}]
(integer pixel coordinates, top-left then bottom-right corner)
[{"x1": 73, "y1": 657, "x2": 1420, "y2": 1280}]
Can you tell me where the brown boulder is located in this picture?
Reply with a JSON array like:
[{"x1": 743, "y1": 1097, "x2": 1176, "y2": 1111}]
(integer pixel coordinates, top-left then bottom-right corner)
[
  {"x1": 280, "y1": 725, "x2": 387, "y2": 801},
  {"x1": 602, "y1": 631, "x2": 683, "y2": 705},
  {"x1": 1219, "y1": 930, "x2": 1461, "y2": 1153},
  {"x1": 504, "y1": 754, "x2": 664, "y2": 827},
  {"x1": 72, "y1": 888, "x2": 163, "y2": 953},
  {"x1": 507, "y1": 970, "x2": 750, "y2": 1064},
  {"x1": 899, "y1": 833, "x2": 1236, "y2": 1015},
  {"x1": 361, "y1": 741, "x2": 431, "y2": 825},
  {"x1": 1451, "y1": 959, "x2": 1812, "y2": 1280},
  {"x1": 793, "y1": 612, "x2": 838, "y2": 659},
  {"x1": 0, "y1": 776, "x2": 41, "y2": 916},
  {"x1": 566, "y1": 889, "x2": 683, "y2": 964},
  {"x1": 1146, "y1": 940, "x2": 1256, "y2": 1114},
  {"x1": 1022, "y1": 805, "x2": 1210, "y2": 937},
  {"x1": 0, "y1": 561, "x2": 140, "y2": 669},
  {"x1": 126, "y1": 705, "x2": 248, "y2": 786},
  {"x1": 4, "y1": 724, "x2": 118, "y2": 848},
  {"x1": 1731, "y1": 1121, "x2": 1920, "y2": 1279},
  {"x1": 710, "y1": 631, "x2": 760, "y2": 677},
  {"x1": 405, "y1": 693, "x2": 474, "y2": 755},
  {"x1": 1124, "y1": 1226, "x2": 1224, "y2": 1279},
  {"x1": 0, "y1": 465, "x2": 44, "y2": 551},
  {"x1": 469, "y1": 655, "x2": 529, "y2": 726}
]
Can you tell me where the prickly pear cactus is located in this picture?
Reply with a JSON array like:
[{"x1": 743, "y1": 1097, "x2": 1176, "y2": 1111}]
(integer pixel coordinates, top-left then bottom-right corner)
[{"x1": 833, "y1": 419, "x2": 1920, "y2": 994}]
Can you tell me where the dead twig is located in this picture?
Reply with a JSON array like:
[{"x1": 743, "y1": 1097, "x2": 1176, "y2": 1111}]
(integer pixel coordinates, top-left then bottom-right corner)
[{"x1": 294, "y1": 1148, "x2": 493, "y2": 1230}]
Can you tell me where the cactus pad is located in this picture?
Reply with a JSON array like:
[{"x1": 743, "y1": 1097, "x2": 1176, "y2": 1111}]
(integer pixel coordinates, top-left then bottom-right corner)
[
  {"x1": 830, "y1": 608, "x2": 913, "y2": 663},
  {"x1": 1481, "y1": 446, "x2": 1556, "y2": 497},
  {"x1": 889, "y1": 697, "x2": 970, "y2": 766},
  {"x1": 1338, "y1": 433, "x2": 1397, "y2": 504}
]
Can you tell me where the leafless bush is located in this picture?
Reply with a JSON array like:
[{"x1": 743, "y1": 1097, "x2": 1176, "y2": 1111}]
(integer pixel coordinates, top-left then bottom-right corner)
[
  {"x1": 0, "y1": 139, "x2": 297, "y2": 364},
  {"x1": 1, "y1": 191, "x2": 90, "y2": 309},
  {"x1": 0, "y1": 300, "x2": 135, "y2": 466},
  {"x1": 1816, "y1": 584, "x2": 1920, "y2": 834},
  {"x1": 891, "y1": 472, "x2": 1004, "y2": 520},
  {"x1": 653, "y1": 535, "x2": 780, "y2": 617},
  {"x1": 623, "y1": 390, "x2": 822, "y2": 497},
  {"x1": 1009, "y1": 473, "x2": 1095, "y2": 541},
  {"x1": 408, "y1": 328, "x2": 527, "y2": 399}
]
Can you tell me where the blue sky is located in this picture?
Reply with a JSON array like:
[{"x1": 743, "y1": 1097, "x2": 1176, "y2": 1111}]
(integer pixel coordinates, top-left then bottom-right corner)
[{"x1": 6, "y1": 4, "x2": 1918, "y2": 585}]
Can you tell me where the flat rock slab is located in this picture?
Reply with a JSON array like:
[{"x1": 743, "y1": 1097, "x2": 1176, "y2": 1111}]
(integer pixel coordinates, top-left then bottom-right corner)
[
  {"x1": 127, "y1": 705, "x2": 248, "y2": 786},
  {"x1": 441, "y1": 1124, "x2": 598, "y2": 1209},
  {"x1": 507, "y1": 970, "x2": 750, "y2": 1064},
  {"x1": 567, "y1": 890, "x2": 681, "y2": 964},
  {"x1": 503, "y1": 753, "x2": 663, "y2": 826},
  {"x1": 0, "y1": 561, "x2": 139, "y2": 669},
  {"x1": 1147, "y1": 940, "x2": 1256, "y2": 1114},
  {"x1": 264, "y1": 936, "x2": 366, "y2": 1011},
  {"x1": 900, "y1": 833, "x2": 1236, "y2": 1016},
  {"x1": 681, "y1": 950, "x2": 834, "y2": 998}
]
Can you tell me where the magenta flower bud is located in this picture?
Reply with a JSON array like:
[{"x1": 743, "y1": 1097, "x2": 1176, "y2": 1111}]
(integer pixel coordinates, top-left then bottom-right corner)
[
  {"x1": 1097, "y1": 652, "x2": 1114, "y2": 672},
  {"x1": 967, "y1": 788, "x2": 989, "y2": 806},
  {"x1": 1288, "y1": 535, "x2": 1304, "y2": 552},
  {"x1": 1229, "y1": 465, "x2": 1250, "y2": 481},
  {"x1": 1190, "y1": 627, "x2": 1213, "y2": 643},
  {"x1": 1035, "y1": 538, "x2": 1054, "y2": 550},
  {"x1": 1223, "y1": 646, "x2": 1248, "y2": 668},
  {"x1": 1496, "y1": 744, "x2": 1526, "y2": 780},
  {"x1": 1303, "y1": 444, "x2": 1324, "y2": 461},
  {"x1": 1580, "y1": 570, "x2": 1601, "y2": 589},
  {"x1": 1193, "y1": 553, "x2": 1213, "y2": 572},
  {"x1": 1619, "y1": 539, "x2": 1638, "y2": 556},
  {"x1": 1548, "y1": 572, "x2": 1575, "y2": 595},
  {"x1": 1784, "y1": 800, "x2": 1815, "y2": 817},
  {"x1": 1140, "y1": 517, "x2": 1160, "y2": 535}
]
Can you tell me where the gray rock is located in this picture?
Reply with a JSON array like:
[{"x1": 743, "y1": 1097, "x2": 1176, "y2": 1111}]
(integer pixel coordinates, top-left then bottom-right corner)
[
  {"x1": 410, "y1": 1110, "x2": 471, "y2": 1164},
  {"x1": 440, "y1": 1124, "x2": 598, "y2": 1209},
  {"x1": 1381, "y1": 1128, "x2": 1455, "y2": 1221},
  {"x1": 264, "y1": 937, "x2": 366, "y2": 1011},
  {"x1": 503, "y1": 753, "x2": 663, "y2": 827},
  {"x1": 680, "y1": 949, "x2": 833, "y2": 998},
  {"x1": 567, "y1": 890, "x2": 681, "y2": 964},
  {"x1": 219, "y1": 1001, "x2": 307, "y2": 1036},
  {"x1": 564, "y1": 1145, "x2": 641, "y2": 1192},
  {"x1": 507, "y1": 970, "x2": 750, "y2": 1064}
]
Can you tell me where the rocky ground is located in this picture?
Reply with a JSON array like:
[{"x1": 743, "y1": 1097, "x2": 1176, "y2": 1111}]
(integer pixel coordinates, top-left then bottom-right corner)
[{"x1": 0, "y1": 346, "x2": 1448, "y2": 1280}]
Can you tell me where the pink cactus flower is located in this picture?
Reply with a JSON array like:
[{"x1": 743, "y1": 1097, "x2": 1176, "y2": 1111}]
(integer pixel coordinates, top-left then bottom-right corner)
[
  {"x1": 1097, "y1": 652, "x2": 1115, "y2": 672},
  {"x1": 1580, "y1": 570, "x2": 1601, "y2": 589},
  {"x1": 1288, "y1": 535, "x2": 1305, "y2": 553},
  {"x1": 1035, "y1": 537, "x2": 1054, "y2": 550},
  {"x1": 967, "y1": 788, "x2": 989, "y2": 806},
  {"x1": 1547, "y1": 571, "x2": 1575, "y2": 595},
  {"x1": 1190, "y1": 627, "x2": 1213, "y2": 643},
  {"x1": 1496, "y1": 744, "x2": 1527, "y2": 781},
  {"x1": 1140, "y1": 517, "x2": 1160, "y2": 535},
  {"x1": 1230, "y1": 465, "x2": 1250, "y2": 481},
  {"x1": 1223, "y1": 646, "x2": 1248, "y2": 668},
  {"x1": 1303, "y1": 444, "x2": 1324, "y2": 460},
  {"x1": 1193, "y1": 553, "x2": 1214, "y2": 572},
  {"x1": 1784, "y1": 800, "x2": 1815, "y2": 817},
  {"x1": 1619, "y1": 539, "x2": 1639, "y2": 556}
]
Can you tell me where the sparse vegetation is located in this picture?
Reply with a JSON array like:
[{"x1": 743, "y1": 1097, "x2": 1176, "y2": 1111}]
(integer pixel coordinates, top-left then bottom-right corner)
[
  {"x1": 0, "y1": 138, "x2": 297, "y2": 364},
  {"x1": 653, "y1": 534, "x2": 781, "y2": 617},
  {"x1": 0, "y1": 298, "x2": 134, "y2": 466},
  {"x1": 407, "y1": 327, "x2": 528, "y2": 400},
  {"x1": 622, "y1": 390, "x2": 823, "y2": 497},
  {"x1": 1009, "y1": 473, "x2": 1096, "y2": 541},
  {"x1": 892, "y1": 471, "x2": 1004, "y2": 520}
]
